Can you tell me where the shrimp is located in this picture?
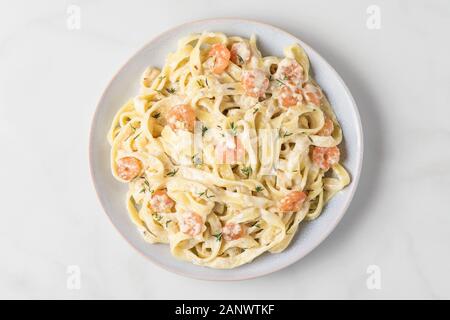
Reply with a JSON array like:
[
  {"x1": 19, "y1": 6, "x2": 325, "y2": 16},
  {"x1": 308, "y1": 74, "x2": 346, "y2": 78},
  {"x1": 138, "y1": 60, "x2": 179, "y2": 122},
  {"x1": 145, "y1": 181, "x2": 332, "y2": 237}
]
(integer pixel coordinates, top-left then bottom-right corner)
[
  {"x1": 242, "y1": 69, "x2": 269, "y2": 98},
  {"x1": 274, "y1": 58, "x2": 304, "y2": 85},
  {"x1": 303, "y1": 83, "x2": 323, "y2": 106},
  {"x1": 149, "y1": 189, "x2": 175, "y2": 213},
  {"x1": 116, "y1": 156, "x2": 142, "y2": 181},
  {"x1": 215, "y1": 136, "x2": 245, "y2": 164},
  {"x1": 279, "y1": 191, "x2": 307, "y2": 212},
  {"x1": 311, "y1": 146, "x2": 340, "y2": 171},
  {"x1": 278, "y1": 85, "x2": 303, "y2": 107},
  {"x1": 222, "y1": 222, "x2": 245, "y2": 241},
  {"x1": 208, "y1": 43, "x2": 230, "y2": 74},
  {"x1": 230, "y1": 42, "x2": 251, "y2": 66},
  {"x1": 166, "y1": 104, "x2": 196, "y2": 132},
  {"x1": 317, "y1": 118, "x2": 334, "y2": 136},
  {"x1": 179, "y1": 211, "x2": 203, "y2": 237}
]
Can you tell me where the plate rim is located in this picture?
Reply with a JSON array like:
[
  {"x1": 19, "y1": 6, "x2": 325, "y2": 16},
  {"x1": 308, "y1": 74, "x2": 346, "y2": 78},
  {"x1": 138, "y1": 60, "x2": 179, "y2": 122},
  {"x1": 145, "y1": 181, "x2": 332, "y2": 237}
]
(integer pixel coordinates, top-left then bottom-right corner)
[{"x1": 89, "y1": 17, "x2": 364, "y2": 281}]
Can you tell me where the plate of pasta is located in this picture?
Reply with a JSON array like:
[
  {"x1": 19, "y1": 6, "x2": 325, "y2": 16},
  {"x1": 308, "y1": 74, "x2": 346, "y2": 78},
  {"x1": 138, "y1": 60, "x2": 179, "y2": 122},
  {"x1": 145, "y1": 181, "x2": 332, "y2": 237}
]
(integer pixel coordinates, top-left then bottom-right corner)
[{"x1": 89, "y1": 19, "x2": 363, "y2": 280}]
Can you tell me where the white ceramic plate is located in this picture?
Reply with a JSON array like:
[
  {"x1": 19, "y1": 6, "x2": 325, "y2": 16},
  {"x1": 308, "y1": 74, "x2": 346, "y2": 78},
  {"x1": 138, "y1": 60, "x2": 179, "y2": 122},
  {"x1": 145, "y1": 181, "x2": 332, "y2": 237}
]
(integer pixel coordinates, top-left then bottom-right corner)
[{"x1": 89, "y1": 18, "x2": 363, "y2": 281}]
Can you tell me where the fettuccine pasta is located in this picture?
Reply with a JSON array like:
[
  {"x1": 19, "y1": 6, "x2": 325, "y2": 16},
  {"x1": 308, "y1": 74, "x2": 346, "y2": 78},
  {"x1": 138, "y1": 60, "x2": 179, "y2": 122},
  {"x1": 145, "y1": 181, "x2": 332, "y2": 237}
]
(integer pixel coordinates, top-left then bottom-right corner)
[{"x1": 108, "y1": 32, "x2": 350, "y2": 269}]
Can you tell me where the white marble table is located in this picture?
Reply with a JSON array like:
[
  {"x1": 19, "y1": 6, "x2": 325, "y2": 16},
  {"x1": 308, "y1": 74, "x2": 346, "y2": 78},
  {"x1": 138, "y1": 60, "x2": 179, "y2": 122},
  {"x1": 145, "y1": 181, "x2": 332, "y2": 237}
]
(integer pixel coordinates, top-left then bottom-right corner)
[{"x1": 1, "y1": 0, "x2": 449, "y2": 299}]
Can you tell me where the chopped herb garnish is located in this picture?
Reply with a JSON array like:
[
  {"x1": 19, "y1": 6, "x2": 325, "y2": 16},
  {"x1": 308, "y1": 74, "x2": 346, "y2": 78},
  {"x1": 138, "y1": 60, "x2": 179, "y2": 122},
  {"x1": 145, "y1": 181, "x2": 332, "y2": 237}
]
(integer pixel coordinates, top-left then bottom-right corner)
[
  {"x1": 228, "y1": 87, "x2": 235, "y2": 91},
  {"x1": 205, "y1": 78, "x2": 209, "y2": 87},
  {"x1": 237, "y1": 54, "x2": 244, "y2": 65},
  {"x1": 140, "y1": 188, "x2": 146, "y2": 194},
  {"x1": 279, "y1": 129, "x2": 293, "y2": 138},
  {"x1": 230, "y1": 122, "x2": 238, "y2": 136},
  {"x1": 213, "y1": 232, "x2": 223, "y2": 241},
  {"x1": 152, "y1": 112, "x2": 161, "y2": 119},
  {"x1": 196, "y1": 79, "x2": 206, "y2": 88},
  {"x1": 158, "y1": 75, "x2": 166, "y2": 81},
  {"x1": 166, "y1": 87, "x2": 176, "y2": 94},
  {"x1": 255, "y1": 186, "x2": 264, "y2": 193},
  {"x1": 201, "y1": 125, "x2": 208, "y2": 137},
  {"x1": 275, "y1": 78, "x2": 286, "y2": 86},
  {"x1": 166, "y1": 168, "x2": 178, "y2": 177},
  {"x1": 152, "y1": 213, "x2": 162, "y2": 222},
  {"x1": 165, "y1": 220, "x2": 171, "y2": 228},
  {"x1": 197, "y1": 189, "x2": 215, "y2": 199},
  {"x1": 253, "y1": 107, "x2": 259, "y2": 114},
  {"x1": 241, "y1": 166, "x2": 252, "y2": 179}
]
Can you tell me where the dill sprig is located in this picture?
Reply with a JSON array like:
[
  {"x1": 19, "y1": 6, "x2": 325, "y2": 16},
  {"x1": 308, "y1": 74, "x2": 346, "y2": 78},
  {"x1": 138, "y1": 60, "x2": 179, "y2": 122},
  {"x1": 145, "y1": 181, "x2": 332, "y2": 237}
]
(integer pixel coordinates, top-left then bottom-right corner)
[
  {"x1": 255, "y1": 186, "x2": 264, "y2": 193},
  {"x1": 197, "y1": 189, "x2": 215, "y2": 199},
  {"x1": 197, "y1": 79, "x2": 206, "y2": 88},
  {"x1": 230, "y1": 122, "x2": 238, "y2": 136},
  {"x1": 201, "y1": 125, "x2": 208, "y2": 137},
  {"x1": 279, "y1": 129, "x2": 293, "y2": 138},
  {"x1": 166, "y1": 168, "x2": 178, "y2": 177},
  {"x1": 241, "y1": 166, "x2": 252, "y2": 179},
  {"x1": 152, "y1": 213, "x2": 162, "y2": 222},
  {"x1": 237, "y1": 54, "x2": 244, "y2": 65}
]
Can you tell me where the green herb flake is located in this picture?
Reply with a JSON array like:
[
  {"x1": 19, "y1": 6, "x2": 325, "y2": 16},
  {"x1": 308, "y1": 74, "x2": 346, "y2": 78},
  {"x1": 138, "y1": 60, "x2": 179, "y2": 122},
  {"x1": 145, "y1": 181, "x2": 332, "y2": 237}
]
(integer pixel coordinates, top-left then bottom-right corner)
[
  {"x1": 255, "y1": 186, "x2": 263, "y2": 193},
  {"x1": 152, "y1": 213, "x2": 162, "y2": 222},
  {"x1": 152, "y1": 112, "x2": 161, "y2": 119},
  {"x1": 241, "y1": 166, "x2": 252, "y2": 179},
  {"x1": 213, "y1": 233, "x2": 223, "y2": 241},
  {"x1": 237, "y1": 54, "x2": 244, "y2": 65},
  {"x1": 201, "y1": 125, "x2": 208, "y2": 137},
  {"x1": 279, "y1": 129, "x2": 293, "y2": 138},
  {"x1": 166, "y1": 169, "x2": 178, "y2": 177},
  {"x1": 197, "y1": 189, "x2": 215, "y2": 199},
  {"x1": 230, "y1": 122, "x2": 238, "y2": 136},
  {"x1": 196, "y1": 79, "x2": 206, "y2": 88}
]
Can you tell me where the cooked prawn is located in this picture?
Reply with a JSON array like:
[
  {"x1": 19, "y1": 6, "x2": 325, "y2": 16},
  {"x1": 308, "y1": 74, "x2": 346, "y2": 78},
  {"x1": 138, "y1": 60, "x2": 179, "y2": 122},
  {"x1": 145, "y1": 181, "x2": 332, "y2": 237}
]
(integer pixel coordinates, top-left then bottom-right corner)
[
  {"x1": 166, "y1": 104, "x2": 196, "y2": 132},
  {"x1": 242, "y1": 69, "x2": 269, "y2": 98},
  {"x1": 278, "y1": 85, "x2": 303, "y2": 107},
  {"x1": 279, "y1": 191, "x2": 307, "y2": 212},
  {"x1": 149, "y1": 189, "x2": 175, "y2": 213},
  {"x1": 303, "y1": 83, "x2": 323, "y2": 106},
  {"x1": 117, "y1": 156, "x2": 142, "y2": 181},
  {"x1": 274, "y1": 58, "x2": 304, "y2": 85},
  {"x1": 222, "y1": 222, "x2": 245, "y2": 241},
  {"x1": 317, "y1": 118, "x2": 334, "y2": 136},
  {"x1": 179, "y1": 211, "x2": 203, "y2": 237},
  {"x1": 311, "y1": 146, "x2": 340, "y2": 171},
  {"x1": 208, "y1": 43, "x2": 230, "y2": 74}
]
